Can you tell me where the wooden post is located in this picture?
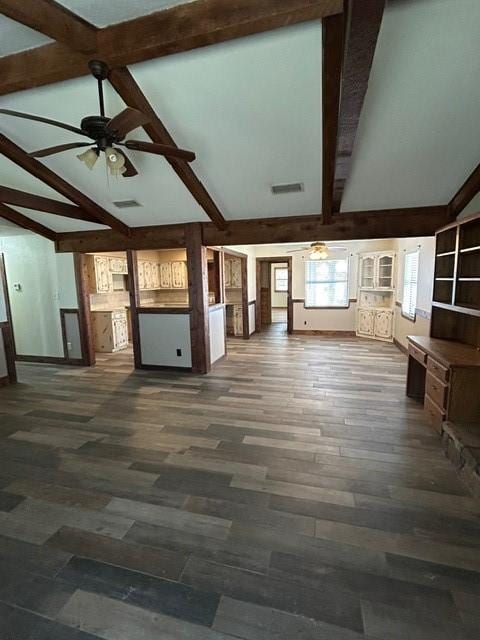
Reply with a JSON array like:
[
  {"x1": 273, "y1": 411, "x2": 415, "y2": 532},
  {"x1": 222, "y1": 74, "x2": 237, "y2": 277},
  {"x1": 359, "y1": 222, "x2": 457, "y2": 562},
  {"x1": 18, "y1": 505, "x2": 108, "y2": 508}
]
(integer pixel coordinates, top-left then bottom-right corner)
[
  {"x1": 186, "y1": 223, "x2": 210, "y2": 374},
  {"x1": 126, "y1": 250, "x2": 142, "y2": 370},
  {"x1": 73, "y1": 253, "x2": 95, "y2": 366}
]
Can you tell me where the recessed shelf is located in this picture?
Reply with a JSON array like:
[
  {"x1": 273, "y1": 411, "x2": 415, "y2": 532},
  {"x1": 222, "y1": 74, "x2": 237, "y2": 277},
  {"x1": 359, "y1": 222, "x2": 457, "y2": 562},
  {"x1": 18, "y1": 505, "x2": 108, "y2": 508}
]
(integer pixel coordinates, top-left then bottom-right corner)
[
  {"x1": 435, "y1": 277, "x2": 453, "y2": 281},
  {"x1": 432, "y1": 301, "x2": 480, "y2": 318},
  {"x1": 436, "y1": 251, "x2": 456, "y2": 257},
  {"x1": 458, "y1": 278, "x2": 480, "y2": 282}
]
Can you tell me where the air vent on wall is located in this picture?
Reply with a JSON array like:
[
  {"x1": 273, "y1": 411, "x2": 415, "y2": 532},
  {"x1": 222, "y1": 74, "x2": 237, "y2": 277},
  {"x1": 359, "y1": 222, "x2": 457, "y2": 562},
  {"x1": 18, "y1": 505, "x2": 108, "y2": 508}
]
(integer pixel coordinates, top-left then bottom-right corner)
[
  {"x1": 271, "y1": 182, "x2": 304, "y2": 195},
  {"x1": 112, "y1": 199, "x2": 142, "y2": 209}
]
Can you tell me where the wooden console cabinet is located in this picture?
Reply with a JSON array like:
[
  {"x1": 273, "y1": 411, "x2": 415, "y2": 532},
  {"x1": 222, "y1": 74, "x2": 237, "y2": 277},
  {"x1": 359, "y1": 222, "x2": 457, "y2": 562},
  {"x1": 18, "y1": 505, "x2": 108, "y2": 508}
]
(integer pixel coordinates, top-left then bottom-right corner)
[{"x1": 406, "y1": 335, "x2": 480, "y2": 431}]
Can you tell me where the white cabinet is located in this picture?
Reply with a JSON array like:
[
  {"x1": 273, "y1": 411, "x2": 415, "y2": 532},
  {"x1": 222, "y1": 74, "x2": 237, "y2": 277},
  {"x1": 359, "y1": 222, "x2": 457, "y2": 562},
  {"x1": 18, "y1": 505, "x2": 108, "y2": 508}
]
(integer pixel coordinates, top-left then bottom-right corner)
[
  {"x1": 109, "y1": 258, "x2": 127, "y2": 274},
  {"x1": 159, "y1": 262, "x2": 172, "y2": 288},
  {"x1": 356, "y1": 251, "x2": 396, "y2": 342},
  {"x1": 92, "y1": 310, "x2": 129, "y2": 353},
  {"x1": 374, "y1": 309, "x2": 393, "y2": 340},
  {"x1": 93, "y1": 256, "x2": 111, "y2": 293},
  {"x1": 225, "y1": 258, "x2": 242, "y2": 288},
  {"x1": 357, "y1": 308, "x2": 375, "y2": 336},
  {"x1": 171, "y1": 261, "x2": 187, "y2": 289},
  {"x1": 137, "y1": 261, "x2": 146, "y2": 290}
]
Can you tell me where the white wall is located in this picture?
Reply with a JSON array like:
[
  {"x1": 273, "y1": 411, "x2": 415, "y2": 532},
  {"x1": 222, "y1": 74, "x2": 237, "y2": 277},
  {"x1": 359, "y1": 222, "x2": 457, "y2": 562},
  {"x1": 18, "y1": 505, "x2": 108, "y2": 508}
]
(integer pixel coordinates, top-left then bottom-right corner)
[
  {"x1": 394, "y1": 236, "x2": 435, "y2": 349},
  {"x1": 271, "y1": 262, "x2": 288, "y2": 308},
  {"x1": 209, "y1": 306, "x2": 226, "y2": 364},
  {"x1": 248, "y1": 302, "x2": 255, "y2": 335},
  {"x1": 139, "y1": 313, "x2": 192, "y2": 368},
  {"x1": 0, "y1": 232, "x2": 77, "y2": 358}
]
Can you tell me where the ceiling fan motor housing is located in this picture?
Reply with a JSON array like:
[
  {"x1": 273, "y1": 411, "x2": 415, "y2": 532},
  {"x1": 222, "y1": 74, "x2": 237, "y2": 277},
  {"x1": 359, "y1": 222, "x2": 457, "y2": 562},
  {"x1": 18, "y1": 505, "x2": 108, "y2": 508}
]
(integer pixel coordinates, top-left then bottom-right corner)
[{"x1": 80, "y1": 115, "x2": 114, "y2": 147}]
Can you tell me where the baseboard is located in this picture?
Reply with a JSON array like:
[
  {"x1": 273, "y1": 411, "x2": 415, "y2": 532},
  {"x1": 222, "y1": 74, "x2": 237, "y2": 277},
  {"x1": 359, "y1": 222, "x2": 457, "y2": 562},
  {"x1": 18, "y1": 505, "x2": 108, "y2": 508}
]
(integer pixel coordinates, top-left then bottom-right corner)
[
  {"x1": 15, "y1": 354, "x2": 85, "y2": 366},
  {"x1": 139, "y1": 364, "x2": 193, "y2": 372},
  {"x1": 393, "y1": 338, "x2": 408, "y2": 354},
  {"x1": 292, "y1": 330, "x2": 357, "y2": 337}
]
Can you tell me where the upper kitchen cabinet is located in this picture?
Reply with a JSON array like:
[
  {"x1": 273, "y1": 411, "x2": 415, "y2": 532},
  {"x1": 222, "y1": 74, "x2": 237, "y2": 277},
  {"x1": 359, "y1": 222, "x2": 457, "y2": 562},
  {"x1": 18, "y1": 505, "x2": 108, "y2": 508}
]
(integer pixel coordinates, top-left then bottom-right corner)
[
  {"x1": 88, "y1": 254, "x2": 129, "y2": 294},
  {"x1": 225, "y1": 257, "x2": 242, "y2": 288},
  {"x1": 136, "y1": 249, "x2": 189, "y2": 295}
]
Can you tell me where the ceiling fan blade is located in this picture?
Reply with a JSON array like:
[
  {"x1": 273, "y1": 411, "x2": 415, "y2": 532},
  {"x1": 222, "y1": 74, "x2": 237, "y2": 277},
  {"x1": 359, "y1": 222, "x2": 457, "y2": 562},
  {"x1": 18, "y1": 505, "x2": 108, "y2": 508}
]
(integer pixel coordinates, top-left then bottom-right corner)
[
  {"x1": 117, "y1": 150, "x2": 138, "y2": 178},
  {"x1": 124, "y1": 140, "x2": 196, "y2": 162},
  {"x1": 106, "y1": 108, "x2": 150, "y2": 139},
  {"x1": 28, "y1": 142, "x2": 92, "y2": 158},
  {"x1": 286, "y1": 248, "x2": 309, "y2": 253},
  {"x1": 0, "y1": 109, "x2": 88, "y2": 136}
]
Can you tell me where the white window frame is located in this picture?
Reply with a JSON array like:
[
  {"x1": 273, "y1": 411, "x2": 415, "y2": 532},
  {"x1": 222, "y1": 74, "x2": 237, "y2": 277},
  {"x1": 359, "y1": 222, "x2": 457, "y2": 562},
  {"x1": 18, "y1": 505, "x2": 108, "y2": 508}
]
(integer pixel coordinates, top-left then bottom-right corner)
[
  {"x1": 274, "y1": 267, "x2": 288, "y2": 293},
  {"x1": 304, "y1": 258, "x2": 349, "y2": 308},
  {"x1": 401, "y1": 250, "x2": 419, "y2": 321}
]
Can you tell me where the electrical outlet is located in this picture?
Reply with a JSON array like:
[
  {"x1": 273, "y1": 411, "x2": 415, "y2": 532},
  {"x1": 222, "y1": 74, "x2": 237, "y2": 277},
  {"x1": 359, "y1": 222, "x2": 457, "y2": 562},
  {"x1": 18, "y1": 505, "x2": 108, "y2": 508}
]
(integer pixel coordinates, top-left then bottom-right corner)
[
  {"x1": 13, "y1": 283, "x2": 21, "y2": 292},
  {"x1": 176, "y1": 349, "x2": 182, "y2": 357}
]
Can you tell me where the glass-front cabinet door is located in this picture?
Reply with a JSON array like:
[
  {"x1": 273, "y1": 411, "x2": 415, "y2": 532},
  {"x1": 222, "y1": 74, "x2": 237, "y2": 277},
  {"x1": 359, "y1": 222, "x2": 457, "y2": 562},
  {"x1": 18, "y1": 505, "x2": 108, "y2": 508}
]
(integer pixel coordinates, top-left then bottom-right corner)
[
  {"x1": 360, "y1": 256, "x2": 375, "y2": 289},
  {"x1": 376, "y1": 254, "x2": 394, "y2": 289}
]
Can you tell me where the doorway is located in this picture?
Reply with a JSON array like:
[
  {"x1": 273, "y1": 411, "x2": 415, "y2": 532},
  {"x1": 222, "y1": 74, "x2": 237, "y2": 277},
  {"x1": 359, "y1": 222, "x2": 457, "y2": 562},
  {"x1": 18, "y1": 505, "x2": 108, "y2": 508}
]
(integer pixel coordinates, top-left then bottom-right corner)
[{"x1": 255, "y1": 257, "x2": 292, "y2": 334}]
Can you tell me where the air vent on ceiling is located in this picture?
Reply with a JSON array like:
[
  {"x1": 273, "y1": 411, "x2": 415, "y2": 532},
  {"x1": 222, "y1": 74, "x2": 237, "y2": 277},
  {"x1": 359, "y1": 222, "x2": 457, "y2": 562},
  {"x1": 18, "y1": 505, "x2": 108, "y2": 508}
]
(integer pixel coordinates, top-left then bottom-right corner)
[
  {"x1": 271, "y1": 182, "x2": 304, "y2": 195},
  {"x1": 112, "y1": 199, "x2": 142, "y2": 209}
]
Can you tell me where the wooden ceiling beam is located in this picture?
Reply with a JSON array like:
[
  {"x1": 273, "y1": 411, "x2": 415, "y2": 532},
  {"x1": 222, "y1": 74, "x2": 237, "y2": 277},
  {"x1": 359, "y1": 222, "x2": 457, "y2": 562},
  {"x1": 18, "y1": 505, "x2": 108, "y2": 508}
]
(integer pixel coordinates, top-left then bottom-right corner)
[
  {"x1": 321, "y1": 12, "x2": 344, "y2": 224},
  {"x1": 0, "y1": 0, "x2": 97, "y2": 53},
  {"x1": 0, "y1": 202, "x2": 57, "y2": 241},
  {"x1": 331, "y1": 0, "x2": 385, "y2": 213},
  {"x1": 448, "y1": 162, "x2": 480, "y2": 219},
  {"x1": 0, "y1": 186, "x2": 98, "y2": 223},
  {"x1": 108, "y1": 66, "x2": 227, "y2": 230},
  {"x1": 55, "y1": 206, "x2": 450, "y2": 253},
  {"x1": 0, "y1": 0, "x2": 343, "y2": 96},
  {"x1": 0, "y1": 134, "x2": 130, "y2": 235}
]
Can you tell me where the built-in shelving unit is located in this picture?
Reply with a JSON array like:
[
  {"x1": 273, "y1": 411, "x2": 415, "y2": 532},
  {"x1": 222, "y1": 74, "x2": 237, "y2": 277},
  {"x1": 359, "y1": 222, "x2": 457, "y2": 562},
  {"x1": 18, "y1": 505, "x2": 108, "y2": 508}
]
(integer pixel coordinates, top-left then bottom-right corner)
[{"x1": 431, "y1": 212, "x2": 480, "y2": 345}]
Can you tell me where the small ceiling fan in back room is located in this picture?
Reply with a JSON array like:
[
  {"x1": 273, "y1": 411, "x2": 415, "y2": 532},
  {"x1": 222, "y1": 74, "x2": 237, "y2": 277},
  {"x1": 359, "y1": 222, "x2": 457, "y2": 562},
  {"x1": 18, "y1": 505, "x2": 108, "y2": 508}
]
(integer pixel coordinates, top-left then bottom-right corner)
[
  {"x1": 287, "y1": 242, "x2": 347, "y2": 260},
  {"x1": 0, "y1": 60, "x2": 196, "y2": 178}
]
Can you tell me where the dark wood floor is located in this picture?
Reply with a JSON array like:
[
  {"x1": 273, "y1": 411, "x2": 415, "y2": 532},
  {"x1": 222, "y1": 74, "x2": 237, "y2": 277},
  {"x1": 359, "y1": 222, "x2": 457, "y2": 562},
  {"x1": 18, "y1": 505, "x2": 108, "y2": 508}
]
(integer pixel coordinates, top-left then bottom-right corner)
[{"x1": 0, "y1": 329, "x2": 479, "y2": 639}]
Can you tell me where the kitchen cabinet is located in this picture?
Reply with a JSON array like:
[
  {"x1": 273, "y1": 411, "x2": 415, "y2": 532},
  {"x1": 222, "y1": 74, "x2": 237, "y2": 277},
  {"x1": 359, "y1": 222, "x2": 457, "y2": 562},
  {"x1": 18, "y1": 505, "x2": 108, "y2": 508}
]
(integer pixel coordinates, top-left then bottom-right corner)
[
  {"x1": 357, "y1": 308, "x2": 375, "y2": 336},
  {"x1": 225, "y1": 258, "x2": 242, "y2": 288},
  {"x1": 373, "y1": 309, "x2": 393, "y2": 340},
  {"x1": 91, "y1": 309, "x2": 129, "y2": 353},
  {"x1": 159, "y1": 262, "x2": 172, "y2": 288},
  {"x1": 171, "y1": 261, "x2": 187, "y2": 289},
  {"x1": 93, "y1": 256, "x2": 111, "y2": 293},
  {"x1": 109, "y1": 258, "x2": 127, "y2": 274},
  {"x1": 359, "y1": 252, "x2": 395, "y2": 290}
]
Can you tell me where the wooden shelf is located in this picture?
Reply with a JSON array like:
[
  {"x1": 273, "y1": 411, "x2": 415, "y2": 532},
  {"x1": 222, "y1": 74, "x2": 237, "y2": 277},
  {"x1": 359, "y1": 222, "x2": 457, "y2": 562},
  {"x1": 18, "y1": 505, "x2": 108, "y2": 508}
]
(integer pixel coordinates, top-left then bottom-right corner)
[
  {"x1": 460, "y1": 246, "x2": 480, "y2": 254},
  {"x1": 458, "y1": 278, "x2": 480, "y2": 282},
  {"x1": 436, "y1": 251, "x2": 456, "y2": 257},
  {"x1": 435, "y1": 277, "x2": 453, "y2": 281},
  {"x1": 432, "y1": 301, "x2": 480, "y2": 318}
]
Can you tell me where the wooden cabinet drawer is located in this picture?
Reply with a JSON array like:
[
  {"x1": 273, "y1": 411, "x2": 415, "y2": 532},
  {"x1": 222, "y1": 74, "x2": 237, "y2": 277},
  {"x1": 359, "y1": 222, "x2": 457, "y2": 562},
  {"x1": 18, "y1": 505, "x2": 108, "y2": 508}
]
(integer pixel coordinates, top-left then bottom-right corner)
[
  {"x1": 424, "y1": 394, "x2": 445, "y2": 433},
  {"x1": 408, "y1": 341, "x2": 427, "y2": 365},
  {"x1": 427, "y1": 357, "x2": 449, "y2": 383},
  {"x1": 425, "y1": 371, "x2": 448, "y2": 409}
]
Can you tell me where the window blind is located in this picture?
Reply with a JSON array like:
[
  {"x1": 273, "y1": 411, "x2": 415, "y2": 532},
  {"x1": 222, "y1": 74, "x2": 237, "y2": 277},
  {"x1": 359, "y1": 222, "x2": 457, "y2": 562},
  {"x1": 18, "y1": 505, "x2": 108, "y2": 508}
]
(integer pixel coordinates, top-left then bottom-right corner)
[
  {"x1": 305, "y1": 258, "x2": 349, "y2": 308},
  {"x1": 275, "y1": 268, "x2": 288, "y2": 292},
  {"x1": 402, "y1": 250, "x2": 419, "y2": 319}
]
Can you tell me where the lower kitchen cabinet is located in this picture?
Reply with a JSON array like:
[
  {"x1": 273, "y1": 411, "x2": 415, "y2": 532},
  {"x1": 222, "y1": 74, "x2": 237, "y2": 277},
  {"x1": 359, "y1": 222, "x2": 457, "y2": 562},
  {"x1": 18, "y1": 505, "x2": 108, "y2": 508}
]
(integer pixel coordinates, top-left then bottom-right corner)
[{"x1": 91, "y1": 309, "x2": 129, "y2": 353}]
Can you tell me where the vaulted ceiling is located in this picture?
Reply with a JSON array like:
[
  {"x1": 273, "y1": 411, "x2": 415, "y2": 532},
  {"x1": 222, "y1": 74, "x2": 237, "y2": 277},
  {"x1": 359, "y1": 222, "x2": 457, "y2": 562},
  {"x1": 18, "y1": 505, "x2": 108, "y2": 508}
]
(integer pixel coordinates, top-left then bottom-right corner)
[{"x1": 0, "y1": 0, "x2": 478, "y2": 244}]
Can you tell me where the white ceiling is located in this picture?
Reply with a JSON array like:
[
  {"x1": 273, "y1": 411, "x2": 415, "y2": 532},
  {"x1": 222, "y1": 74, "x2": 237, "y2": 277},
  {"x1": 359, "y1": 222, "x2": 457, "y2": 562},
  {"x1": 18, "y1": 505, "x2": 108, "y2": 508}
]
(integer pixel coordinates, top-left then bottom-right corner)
[
  {"x1": 341, "y1": 0, "x2": 480, "y2": 212},
  {"x1": 56, "y1": 0, "x2": 193, "y2": 28},
  {"x1": 0, "y1": 14, "x2": 52, "y2": 56},
  {"x1": 0, "y1": 22, "x2": 322, "y2": 232}
]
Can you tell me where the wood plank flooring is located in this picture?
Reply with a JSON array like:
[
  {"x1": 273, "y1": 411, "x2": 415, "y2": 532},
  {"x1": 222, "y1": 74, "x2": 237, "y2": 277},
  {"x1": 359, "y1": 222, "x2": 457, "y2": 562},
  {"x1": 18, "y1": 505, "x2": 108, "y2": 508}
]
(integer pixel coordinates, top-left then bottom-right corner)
[{"x1": 0, "y1": 328, "x2": 479, "y2": 639}]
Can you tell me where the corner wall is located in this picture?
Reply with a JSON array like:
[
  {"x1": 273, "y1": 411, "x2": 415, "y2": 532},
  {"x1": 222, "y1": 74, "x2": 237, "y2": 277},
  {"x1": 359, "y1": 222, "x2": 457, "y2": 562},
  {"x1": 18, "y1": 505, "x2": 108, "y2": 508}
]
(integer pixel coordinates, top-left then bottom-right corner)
[{"x1": 0, "y1": 231, "x2": 78, "y2": 359}]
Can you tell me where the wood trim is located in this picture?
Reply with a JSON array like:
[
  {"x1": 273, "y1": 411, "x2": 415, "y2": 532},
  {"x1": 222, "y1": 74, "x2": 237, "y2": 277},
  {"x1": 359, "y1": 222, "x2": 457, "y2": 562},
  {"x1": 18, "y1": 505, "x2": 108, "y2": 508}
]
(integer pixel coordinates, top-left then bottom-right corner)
[
  {"x1": 109, "y1": 67, "x2": 226, "y2": 230},
  {"x1": 321, "y1": 11, "x2": 344, "y2": 224},
  {"x1": 448, "y1": 162, "x2": 480, "y2": 219},
  {"x1": 255, "y1": 257, "x2": 293, "y2": 334},
  {"x1": 139, "y1": 364, "x2": 193, "y2": 372},
  {"x1": 56, "y1": 206, "x2": 450, "y2": 253},
  {"x1": 0, "y1": 0, "x2": 97, "y2": 53},
  {"x1": 292, "y1": 330, "x2": 356, "y2": 336},
  {"x1": 186, "y1": 223, "x2": 210, "y2": 374},
  {"x1": 126, "y1": 250, "x2": 142, "y2": 369},
  {"x1": 74, "y1": 253, "x2": 95, "y2": 366},
  {"x1": 0, "y1": 1, "x2": 343, "y2": 96},
  {"x1": 0, "y1": 186, "x2": 98, "y2": 223},
  {"x1": 15, "y1": 354, "x2": 69, "y2": 364},
  {"x1": 332, "y1": 0, "x2": 386, "y2": 212},
  {"x1": 0, "y1": 134, "x2": 129, "y2": 235},
  {"x1": 0, "y1": 253, "x2": 16, "y2": 384},
  {"x1": 59, "y1": 308, "x2": 84, "y2": 365},
  {"x1": 0, "y1": 375, "x2": 9, "y2": 387},
  {"x1": 241, "y1": 256, "x2": 249, "y2": 339},
  {"x1": 0, "y1": 202, "x2": 57, "y2": 241}
]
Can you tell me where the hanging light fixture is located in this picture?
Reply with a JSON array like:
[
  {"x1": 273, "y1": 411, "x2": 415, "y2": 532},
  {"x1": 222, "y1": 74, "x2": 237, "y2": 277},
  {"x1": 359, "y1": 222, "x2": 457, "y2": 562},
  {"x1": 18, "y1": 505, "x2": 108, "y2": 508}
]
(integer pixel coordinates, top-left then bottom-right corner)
[
  {"x1": 105, "y1": 146, "x2": 126, "y2": 176},
  {"x1": 76, "y1": 147, "x2": 98, "y2": 170},
  {"x1": 309, "y1": 243, "x2": 329, "y2": 260}
]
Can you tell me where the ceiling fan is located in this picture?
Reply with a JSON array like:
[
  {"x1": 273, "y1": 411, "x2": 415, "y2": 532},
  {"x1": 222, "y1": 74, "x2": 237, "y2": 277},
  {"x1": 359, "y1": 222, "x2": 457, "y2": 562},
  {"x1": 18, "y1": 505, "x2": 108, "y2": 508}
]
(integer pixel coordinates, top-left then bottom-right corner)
[
  {"x1": 287, "y1": 241, "x2": 347, "y2": 260},
  {"x1": 0, "y1": 60, "x2": 196, "y2": 178}
]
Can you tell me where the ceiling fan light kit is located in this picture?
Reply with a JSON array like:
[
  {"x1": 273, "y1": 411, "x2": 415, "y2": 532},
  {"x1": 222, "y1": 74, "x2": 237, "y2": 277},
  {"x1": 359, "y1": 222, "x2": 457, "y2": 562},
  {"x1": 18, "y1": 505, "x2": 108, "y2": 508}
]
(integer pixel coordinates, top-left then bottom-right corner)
[
  {"x1": 287, "y1": 241, "x2": 346, "y2": 260},
  {"x1": 0, "y1": 60, "x2": 196, "y2": 179}
]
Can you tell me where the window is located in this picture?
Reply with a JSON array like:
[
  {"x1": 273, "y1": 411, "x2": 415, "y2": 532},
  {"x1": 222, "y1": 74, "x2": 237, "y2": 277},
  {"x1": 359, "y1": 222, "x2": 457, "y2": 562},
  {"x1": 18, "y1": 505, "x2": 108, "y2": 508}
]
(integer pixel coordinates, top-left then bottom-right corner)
[
  {"x1": 402, "y1": 250, "x2": 419, "y2": 320},
  {"x1": 305, "y1": 258, "x2": 349, "y2": 308},
  {"x1": 274, "y1": 267, "x2": 288, "y2": 292}
]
